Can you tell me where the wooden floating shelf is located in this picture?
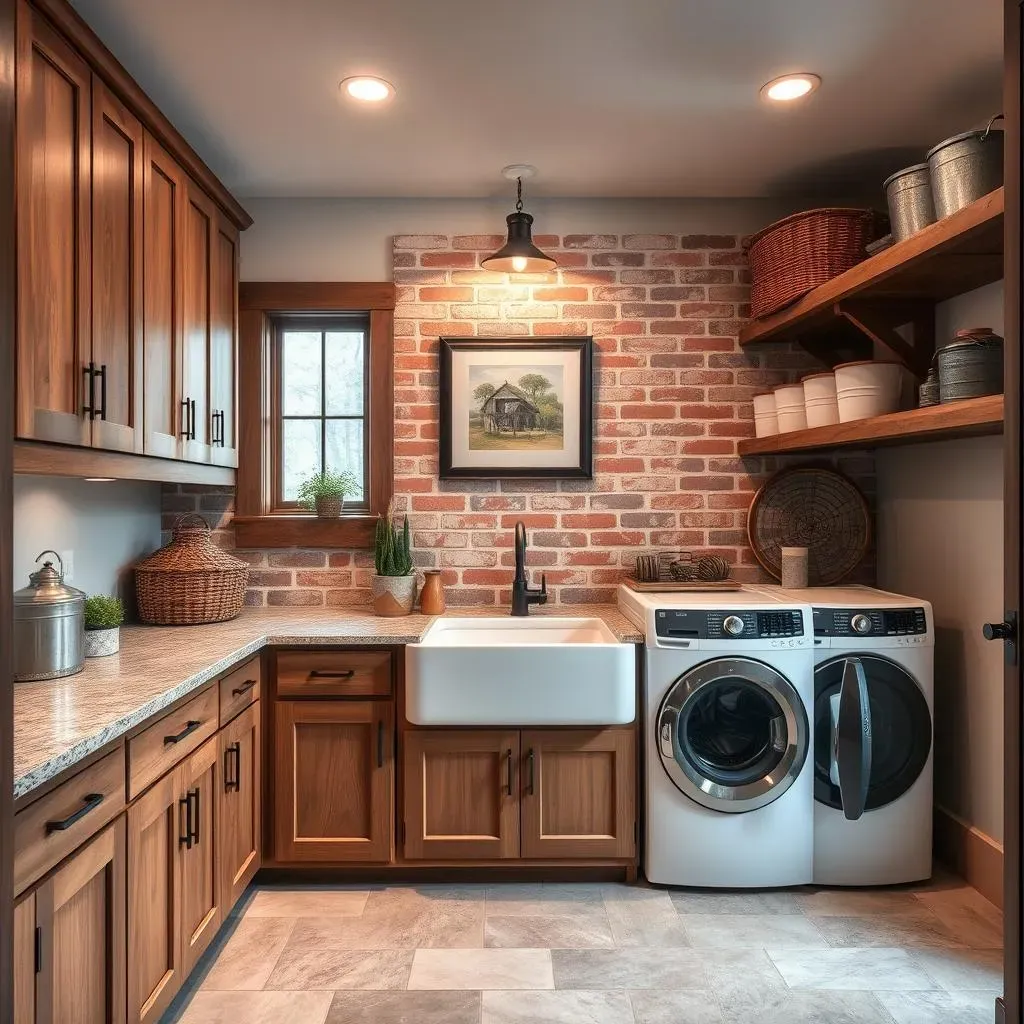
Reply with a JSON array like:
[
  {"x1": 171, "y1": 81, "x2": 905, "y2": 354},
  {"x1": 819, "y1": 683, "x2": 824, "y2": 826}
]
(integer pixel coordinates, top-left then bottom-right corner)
[
  {"x1": 740, "y1": 188, "x2": 1004, "y2": 348},
  {"x1": 737, "y1": 395, "x2": 1004, "y2": 456}
]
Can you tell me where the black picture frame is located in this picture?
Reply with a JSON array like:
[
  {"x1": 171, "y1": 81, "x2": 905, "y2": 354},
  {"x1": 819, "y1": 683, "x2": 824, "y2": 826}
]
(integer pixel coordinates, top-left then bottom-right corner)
[{"x1": 439, "y1": 337, "x2": 594, "y2": 480}]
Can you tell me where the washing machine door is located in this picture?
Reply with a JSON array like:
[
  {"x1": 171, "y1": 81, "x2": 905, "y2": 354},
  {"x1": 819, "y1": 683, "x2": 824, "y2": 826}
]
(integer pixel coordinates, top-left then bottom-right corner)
[
  {"x1": 657, "y1": 657, "x2": 810, "y2": 813},
  {"x1": 814, "y1": 654, "x2": 932, "y2": 816}
]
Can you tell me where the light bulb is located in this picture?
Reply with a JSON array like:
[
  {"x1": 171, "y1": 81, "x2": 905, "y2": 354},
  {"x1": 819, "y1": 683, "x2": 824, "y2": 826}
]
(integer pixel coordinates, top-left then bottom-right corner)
[
  {"x1": 760, "y1": 74, "x2": 821, "y2": 103},
  {"x1": 511, "y1": 256, "x2": 528, "y2": 273},
  {"x1": 340, "y1": 76, "x2": 394, "y2": 103}
]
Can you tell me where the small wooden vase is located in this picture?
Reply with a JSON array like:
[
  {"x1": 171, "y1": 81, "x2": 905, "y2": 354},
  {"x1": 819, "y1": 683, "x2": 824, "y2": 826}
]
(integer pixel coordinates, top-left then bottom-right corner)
[{"x1": 419, "y1": 570, "x2": 446, "y2": 614}]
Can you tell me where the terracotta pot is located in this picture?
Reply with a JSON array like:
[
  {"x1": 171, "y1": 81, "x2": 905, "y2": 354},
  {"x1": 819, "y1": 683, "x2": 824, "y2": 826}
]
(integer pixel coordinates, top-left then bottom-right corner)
[
  {"x1": 419, "y1": 570, "x2": 446, "y2": 614},
  {"x1": 371, "y1": 574, "x2": 417, "y2": 617},
  {"x1": 314, "y1": 495, "x2": 344, "y2": 519},
  {"x1": 84, "y1": 627, "x2": 119, "y2": 658}
]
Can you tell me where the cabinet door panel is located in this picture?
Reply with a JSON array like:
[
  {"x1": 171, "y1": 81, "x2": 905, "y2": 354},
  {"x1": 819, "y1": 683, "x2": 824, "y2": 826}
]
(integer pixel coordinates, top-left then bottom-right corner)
[
  {"x1": 274, "y1": 701, "x2": 393, "y2": 863},
  {"x1": 36, "y1": 818, "x2": 126, "y2": 1024},
  {"x1": 91, "y1": 79, "x2": 143, "y2": 453},
  {"x1": 142, "y1": 133, "x2": 184, "y2": 458},
  {"x1": 520, "y1": 729, "x2": 636, "y2": 860},
  {"x1": 403, "y1": 730, "x2": 519, "y2": 860},
  {"x1": 15, "y1": 0, "x2": 91, "y2": 445},
  {"x1": 209, "y1": 213, "x2": 238, "y2": 467},
  {"x1": 181, "y1": 184, "x2": 213, "y2": 463},
  {"x1": 218, "y1": 701, "x2": 261, "y2": 911},
  {"x1": 14, "y1": 894, "x2": 35, "y2": 1024}
]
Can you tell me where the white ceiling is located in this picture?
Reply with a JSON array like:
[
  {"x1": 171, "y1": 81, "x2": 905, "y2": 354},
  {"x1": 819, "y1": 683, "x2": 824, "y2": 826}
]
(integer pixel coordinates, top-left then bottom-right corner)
[{"x1": 70, "y1": 0, "x2": 1002, "y2": 199}]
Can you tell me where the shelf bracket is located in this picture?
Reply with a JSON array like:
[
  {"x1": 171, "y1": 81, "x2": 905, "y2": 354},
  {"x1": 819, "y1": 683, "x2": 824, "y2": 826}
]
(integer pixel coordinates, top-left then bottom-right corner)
[{"x1": 833, "y1": 299, "x2": 936, "y2": 379}]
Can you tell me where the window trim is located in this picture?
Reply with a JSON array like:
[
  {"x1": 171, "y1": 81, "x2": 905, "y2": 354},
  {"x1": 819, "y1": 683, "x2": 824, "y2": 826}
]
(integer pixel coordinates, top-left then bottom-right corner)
[{"x1": 234, "y1": 282, "x2": 395, "y2": 549}]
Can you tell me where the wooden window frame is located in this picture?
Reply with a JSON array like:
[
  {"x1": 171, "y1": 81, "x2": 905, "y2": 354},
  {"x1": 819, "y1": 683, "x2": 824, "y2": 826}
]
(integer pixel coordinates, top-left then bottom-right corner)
[{"x1": 234, "y1": 282, "x2": 395, "y2": 548}]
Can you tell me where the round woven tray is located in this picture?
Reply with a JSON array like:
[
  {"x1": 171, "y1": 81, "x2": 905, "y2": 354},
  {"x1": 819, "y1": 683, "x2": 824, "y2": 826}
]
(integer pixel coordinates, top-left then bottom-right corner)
[{"x1": 747, "y1": 468, "x2": 870, "y2": 585}]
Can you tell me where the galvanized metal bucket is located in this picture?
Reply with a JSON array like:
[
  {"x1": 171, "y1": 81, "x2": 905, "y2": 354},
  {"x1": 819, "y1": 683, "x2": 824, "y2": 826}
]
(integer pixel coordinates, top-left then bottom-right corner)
[
  {"x1": 937, "y1": 328, "x2": 1003, "y2": 403},
  {"x1": 927, "y1": 115, "x2": 1004, "y2": 219},
  {"x1": 883, "y1": 163, "x2": 935, "y2": 242}
]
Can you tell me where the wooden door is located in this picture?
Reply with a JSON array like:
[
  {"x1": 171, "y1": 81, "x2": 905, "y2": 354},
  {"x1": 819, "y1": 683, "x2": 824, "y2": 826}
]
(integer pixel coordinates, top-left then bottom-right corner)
[
  {"x1": 15, "y1": 0, "x2": 91, "y2": 446},
  {"x1": 90, "y1": 78, "x2": 143, "y2": 453},
  {"x1": 209, "y1": 212, "x2": 238, "y2": 468},
  {"x1": 179, "y1": 736, "x2": 220, "y2": 976},
  {"x1": 274, "y1": 701, "x2": 393, "y2": 863},
  {"x1": 218, "y1": 701, "x2": 261, "y2": 911},
  {"x1": 126, "y1": 770, "x2": 180, "y2": 1024},
  {"x1": 141, "y1": 132, "x2": 184, "y2": 459},
  {"x1": 520, "y1": 729, "x2": 636, "y2": 860},
  {"x1": 35, "y1": 819, "x2": 126, "y2": 1024},
  {"x1": 14, "y1": 893, "x2": 35, "y2": 1024},
  {"x1": 403, "y1": 730, "x2": 519, "y2": 860}
]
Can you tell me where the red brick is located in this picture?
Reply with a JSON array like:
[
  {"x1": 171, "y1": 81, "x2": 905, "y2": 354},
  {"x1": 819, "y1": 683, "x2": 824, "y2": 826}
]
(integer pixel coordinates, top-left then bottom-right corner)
[
  {"x1": 268, "y1": 590, "x2": 324, "y2": 606},
  {"x1": 593, "y1": 286, "x2": 647, "y2": 301},
  {"x1": 679, "y1": 302, "x2": 735, "y2": 317},
  {"x1": 470, "y1": 495, "x2": 527, "y2": 512},
  {"x1": 619, "y1": 269, "x2": 675, "y2": 284},
  {"x1": 250, "y1": 570, "x2": 292, "y2": 587},
  {"x1": 677, "y1": 402, "x2": 735, "y2": 418},
  {"x1": 683, "y1": 337, "x2": 735, "y2": 352},
  {"x1": 592, "y1": 252, "x2": 646, "y2": 267},
  {"x1": 560, "y1": 270, "x2": 617, "y2": 284},
  {"x1": 621, "y1": 303, "x2": 677, "y2": 318},
  {"x1": 500, "y1": 514, "x2": 557, "y2": 528},
  {"x1": 563, "y1": 234, "x2": 618, "y2": 248},
  {"x1": 559, "y1": 588, "x2": 617, "y2": 604},
  {"x1": 650, "y1": 354, "x2": 706, "y2": 368},
  {"x1": 441, "y1": 513, "x2": 497, "y2": 529},
  {"x1": 590, "y1": 531, "x2": 646, "y2": 546},
  {"x1": 531, "y1": 531, "x2": 588, "y2": 548},
  {"x1": 329, "y1": 552, "x2": 353, "y2": 567},
  {"x1": 680, "y1": 234, "x2": 738, "y2": 249},
  {"x1": 418, "y1": 286, "x2": 474, "y2": 301},
  {"x1": 532, "y1": 321, "x2": 589, "y2": 336},
  {"x1": 532, "y1": 287, "x2": 589, "y2": 301},
  {"x1": 623, "y1": 233, "x2": 677, "y2": 249},
  {"x1": 325, "y1": 589, "x2": 373, "y2": 607},
  {"x1": 650, "y1": 252, "x2": 704, "y2": 267},
  {"x1": 564, "y1": 550, "x2": 617, "y2": 565},
  {"x1": 441, "y1": 550, "x2": 499, "y2": 568},
  {"x1": 561, "y1": 513, "x2": 617, "y2": 529},
  {"x1": 462, "y1": 569, "x2": 515, "y2": 585},
  {"x1": 295, "y1": 570, "x2": 355, "y2": 587},
  {"x1": 650, "y1": 320, "x2": 706, "y2": 336},
  {"x1": 709, "y1": 285, "x2": 751, "y2": 301},
  {"x1": 414, "y1": 532, "x2": 468, "y2": 549},
  {"x1": 619, "y1": 404, "x2": 677, "y2": 420},
  {"x1": 394, "y1": 234, "x2": 448, "y2": 249},
  {"x1": 451, "y1": 234, "x2": 504, "y2": 249},
  {"x1": 421, "y1": 252, "x2": 477, "y2": 268},
  {"x1": 562, "y1": 303, "x2": 617, "y2": 318},
  {"x1": 709, "y1": 252, "x2": 747, "y2": 266},
  {"x1": 412, "y1": 495, "x2": 467, "y2": 511},
  {"x1": 268, "y1": 551, "x2": 326, "y2": 568},
  {"x1": 530, "y1": 495, "x2": 587, "y2": 511}
]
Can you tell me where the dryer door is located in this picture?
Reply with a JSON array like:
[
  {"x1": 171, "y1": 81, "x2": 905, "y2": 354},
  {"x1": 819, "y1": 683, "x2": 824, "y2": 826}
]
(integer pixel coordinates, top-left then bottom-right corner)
[
  {"x1": 657, "y1": 657, "x2": 809, "y2": 813},
  {"x1": 814, "y1": 654, "x2": 932, "y2": 813}
]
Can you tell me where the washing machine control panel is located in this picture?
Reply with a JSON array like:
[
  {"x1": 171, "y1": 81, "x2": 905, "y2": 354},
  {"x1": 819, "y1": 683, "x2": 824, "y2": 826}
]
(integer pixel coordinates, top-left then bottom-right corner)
[
  {"x1": 655, "y1": 608, "x2": 805, "y2": 640},
  {"x1": 814, "y1": 607, "x2": 928, "y2": 637}
]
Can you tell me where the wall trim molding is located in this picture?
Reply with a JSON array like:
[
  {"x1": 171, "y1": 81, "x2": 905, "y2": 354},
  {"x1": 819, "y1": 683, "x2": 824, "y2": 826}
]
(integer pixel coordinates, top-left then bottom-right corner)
[{"x1": 933, "y1": 804, "x2": 1004, "y2": 909}]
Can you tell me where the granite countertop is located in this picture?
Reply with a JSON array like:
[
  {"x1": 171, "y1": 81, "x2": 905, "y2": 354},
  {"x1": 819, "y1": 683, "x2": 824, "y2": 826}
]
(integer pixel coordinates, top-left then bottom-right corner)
[{"x1": 13, "y1": 605, "x2": 642, "y2": 800}]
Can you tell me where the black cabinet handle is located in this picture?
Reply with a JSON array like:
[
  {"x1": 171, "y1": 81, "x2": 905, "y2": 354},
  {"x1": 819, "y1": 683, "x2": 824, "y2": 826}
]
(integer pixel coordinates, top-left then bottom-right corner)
[
  {"x1": 178, "y1": 793, "x2": 192, "y2": 849},
  {"x1": 180, "y1": 398, "x2": 191, "y2": 439},
  {"x1": 82, "y1": 363, "x2": 96, "y2": 418},
  {"x1": 96, "y1": 364, "x2": 107, "y2": 421},
  {"x1": 190, "y1": 787, "x2": 201, "y2": 845},
  {"x1": 45, "y1": 792, "x2": 104, "y2": 834},
  {"x1": 190, "y1": 399, "x2": 197, "y2": 440},
  {"x1": 231, "y1": 679, "x2": 257, "y2": 697},
  {"x1": 164, "y1": 720, "x2": 201, "y2": 745},
  {"x1": 504, "y1": 748, "x2": 513, "y2": 796},
  {"x1": 224, "y1": 742, "x2": 241, "y2": 793},
  {"x1": 526, "y1": 748, "x2": 536, "y2": 796},
  {"x1": 377, "y1": 720, "x2": 385, "y2": 769},
  {"x1": 210, "y1": 409, "x2": 219, "y2": 446},
  {"x1": 308, "y1": 670, "x2": 355, "y2": 681}
]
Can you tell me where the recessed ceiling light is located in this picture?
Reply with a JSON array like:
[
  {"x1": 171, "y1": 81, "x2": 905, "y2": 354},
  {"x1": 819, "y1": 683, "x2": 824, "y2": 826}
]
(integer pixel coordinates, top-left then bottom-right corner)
[
  {"x1": 340, "y1": 76, "x2": 395, "y2": 103},
  {"x1": 761, "y1": 73, "x2": 821, "y2": 103}
]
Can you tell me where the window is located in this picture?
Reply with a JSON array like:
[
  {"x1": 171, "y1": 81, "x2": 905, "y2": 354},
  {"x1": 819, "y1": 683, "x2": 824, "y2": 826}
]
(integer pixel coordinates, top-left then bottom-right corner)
[
  {"x1": 234, "y1": 283, "x2": 395, "y2": 548},
  {"x1": 273, "y1": 315, "x2": 369, "y2": 511}
]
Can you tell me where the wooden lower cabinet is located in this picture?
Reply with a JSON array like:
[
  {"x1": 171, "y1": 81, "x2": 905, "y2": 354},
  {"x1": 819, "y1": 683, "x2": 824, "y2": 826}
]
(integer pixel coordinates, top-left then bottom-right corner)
[
  {"x1": 403, "y1": 730, "x2": 520, "y2": 860},
  {"x1": 520, "y1": 729, "x2": 636, "y2": 860},
  {"x1": 218, "y1": 702, "x2": 261, "y2": 908},
  {"x1": 273, "y1": 700, "x2": 393, "y2": 863},
  {"x1": 14, "y1": 893, "x2": 36, "y2": 1024}
]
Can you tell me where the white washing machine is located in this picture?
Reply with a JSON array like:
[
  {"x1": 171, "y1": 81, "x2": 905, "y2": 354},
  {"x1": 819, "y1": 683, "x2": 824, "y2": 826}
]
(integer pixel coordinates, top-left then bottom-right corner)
[
  {"x1": 751, "y1": 585, "x2": 934, "y2": 886},
  {"x1": 618, "y1": 585, "x2": 815, "y2": 888}
]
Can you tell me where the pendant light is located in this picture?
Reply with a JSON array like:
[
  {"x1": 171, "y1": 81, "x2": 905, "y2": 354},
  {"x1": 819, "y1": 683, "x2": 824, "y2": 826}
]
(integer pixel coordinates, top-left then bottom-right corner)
[{"x1": 482, "y1": 167, "x2": 557, "y2": 274}]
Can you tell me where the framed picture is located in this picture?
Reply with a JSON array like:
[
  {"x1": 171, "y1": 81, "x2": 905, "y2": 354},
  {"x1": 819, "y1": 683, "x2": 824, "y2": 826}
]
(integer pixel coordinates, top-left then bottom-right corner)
[{"x1": 439, "y1": 337, "x2": 593, "y2": 479}]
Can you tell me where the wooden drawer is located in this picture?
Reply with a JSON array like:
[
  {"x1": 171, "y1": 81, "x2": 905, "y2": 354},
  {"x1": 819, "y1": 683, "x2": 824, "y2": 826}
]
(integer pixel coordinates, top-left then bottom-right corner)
[
  {"x1": 128, "y1": 685, "x2": 218, "y2": 799},
  {"x1": 219, "y1": 655, "x2": 262, "y2": 726},
  {"x1": 14, "y1": 747, "x2": 125, "y2": 895},
  {"x1": 276, "y1": 650, "x2": 393, "y2": 698}
]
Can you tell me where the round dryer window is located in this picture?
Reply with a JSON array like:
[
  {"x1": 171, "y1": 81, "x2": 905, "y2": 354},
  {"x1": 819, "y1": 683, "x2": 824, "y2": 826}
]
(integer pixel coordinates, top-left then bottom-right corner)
[{"x1": 657, "y1": 657, "x2": 810, "y2": 813}]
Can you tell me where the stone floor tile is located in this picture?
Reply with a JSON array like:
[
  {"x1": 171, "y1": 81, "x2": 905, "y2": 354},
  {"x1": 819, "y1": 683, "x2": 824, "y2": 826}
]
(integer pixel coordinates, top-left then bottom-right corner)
[
  {"x1": 485, "y1": 884, "x2": 607, "y2": 919},
  {"x1": 716, "y1": 986, "x2": 893, "y2": 1024},
  {"x1": 811, "y1": 909, "x2": 965, "y2": 949},
  {"x1": 602, "y1": 890, "x2": 690, "y2": 947},
  {"x1": 874, "y1": 990, "x2": 996, "y2": 1024},
  {"x1": 200, "y1": 917, "x2": 295, "y2": 991},
  {"x1": 408, "y1": 948, "x2": 554, "y2": 990},
  {"x1": 682, "y1": 913, "x2": 828, "y2": 949},
  {"x1": 485, "y1": 915, "x2": 615, "y2": 949},
  {"x1": 910, "y1": 946, "x2": 1004, "y2": 994},
  {"x1": 670, "y1": 891, "x2": 805, "y2": 916},
  {"x1": 326, "y1": 990, "x2": 482, "y2": 1024},
  {"x1": 482, "y1": 989, "x2": 633, "y2": 1024},
  {"x1": 177, "y1": 990, "x2": 333, "y2": 1024},
  {"x1": 245, "y1": 888, "x2": 369, "y2": 918},
  {"x1": 265, "y1": 947, "x2": 414, "y2": 990},
  {"x1": 795, "y1": 890, "x2": 925, "y2": 917},
  {"x1": 627, "y1": 988, "x2": 724, "y2": 1024},
  {"x1": 768, "y1": 948, "x2": 939, "y2": 991},
  {"x1": 552, "y1": 947, "x2": 705, "y2": 990},
  {"x1": 914, "y1": 887, "x2": 1004, "y2": 948}
]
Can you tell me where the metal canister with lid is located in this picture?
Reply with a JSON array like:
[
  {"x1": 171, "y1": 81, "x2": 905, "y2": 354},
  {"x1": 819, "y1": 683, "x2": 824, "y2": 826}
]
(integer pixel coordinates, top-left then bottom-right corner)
[{"x1": 14, "y1": 550, "x2": 86, "y2": 681}]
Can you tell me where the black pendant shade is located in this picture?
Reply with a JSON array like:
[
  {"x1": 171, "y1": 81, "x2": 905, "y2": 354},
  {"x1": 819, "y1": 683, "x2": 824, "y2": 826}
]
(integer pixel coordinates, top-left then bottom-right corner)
[{"x1": 482, "y1": 177, "x2": 557, "y2": 274}]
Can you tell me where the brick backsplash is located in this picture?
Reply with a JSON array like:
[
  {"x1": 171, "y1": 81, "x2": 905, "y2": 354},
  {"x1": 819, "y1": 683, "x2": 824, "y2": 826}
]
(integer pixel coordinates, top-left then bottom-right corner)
[{"x1": 162, "y1": 232, "x2": 875, "y2": 608}]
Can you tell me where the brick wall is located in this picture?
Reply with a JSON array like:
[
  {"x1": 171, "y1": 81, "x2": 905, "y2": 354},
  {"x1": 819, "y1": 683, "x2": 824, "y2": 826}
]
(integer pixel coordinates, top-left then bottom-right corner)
[{"x1": 162, "y1": 231, "x2": 875, "y2": 608}]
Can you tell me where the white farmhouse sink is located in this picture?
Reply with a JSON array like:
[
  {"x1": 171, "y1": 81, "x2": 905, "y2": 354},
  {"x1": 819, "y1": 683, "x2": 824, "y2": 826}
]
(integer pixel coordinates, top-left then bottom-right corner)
[{"x1": 405, "y1": 617, "x2": 636, "y2": 726}]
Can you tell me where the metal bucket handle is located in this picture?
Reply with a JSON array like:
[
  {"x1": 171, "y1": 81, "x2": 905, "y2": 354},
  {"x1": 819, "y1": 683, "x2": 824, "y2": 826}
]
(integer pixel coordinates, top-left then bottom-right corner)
[{"x1": 982, "y1": 113, "x2": 1005, "y2": 141}]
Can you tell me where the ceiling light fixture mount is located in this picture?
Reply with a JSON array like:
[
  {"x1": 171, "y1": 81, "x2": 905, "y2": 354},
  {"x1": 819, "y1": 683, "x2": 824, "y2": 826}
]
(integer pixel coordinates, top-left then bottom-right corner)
[
  {"x1": 340, "y1": 75, "x2": 395, "y2": 104},
  {"x1": 482, "y1": 166, "x2": 557, "y2": 275},
  {"x1": 760, "y1": 73, "x2": 821, "y2": 103}
]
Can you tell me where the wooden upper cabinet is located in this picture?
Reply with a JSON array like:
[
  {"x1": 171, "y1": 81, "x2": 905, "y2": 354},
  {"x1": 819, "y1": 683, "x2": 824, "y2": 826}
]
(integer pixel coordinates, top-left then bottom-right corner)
[
  {"x1": 142, "y1": 132, "x2": 185, "y2": 459},
  {"x1": 209, "y1": 212, "x2": 239, "y2": 468},
  {"x1": 35, "y1": 818, "x2": 127, "y2": 1024},
  {"x1": 181, "y1": 183, "x2": 214, "y2": 463},
  {"x1": 274, "y1": 700, "x2": 393, "y2": 863},
  {"x1": 403, "y1": 729, "x2": 520, "y2": 861},
  {"x1": 218, "y1": 701, "x2": 261, "y2": 912},
  {"x1": 15, "y1": 0, "x2": 91, "y2": 446},
  {"x1": 520, "y1": 728, "x2": 636, "y2": 860},
  {"x1": 91, "y1": 78, "x2": 144, "y2": 453}
]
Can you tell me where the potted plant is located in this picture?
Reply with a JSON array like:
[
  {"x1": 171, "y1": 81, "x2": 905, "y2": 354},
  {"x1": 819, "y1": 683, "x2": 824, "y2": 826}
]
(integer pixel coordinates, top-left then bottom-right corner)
[
  {"x1": 372, "y1": 505, "x2": 417, "y2": 616},
  {"x1": 297, "y1": 470, "x2": 361, "y2": 519},
  {"x1": 83, "y1": 595, "x2": 124, "y2": 658}
]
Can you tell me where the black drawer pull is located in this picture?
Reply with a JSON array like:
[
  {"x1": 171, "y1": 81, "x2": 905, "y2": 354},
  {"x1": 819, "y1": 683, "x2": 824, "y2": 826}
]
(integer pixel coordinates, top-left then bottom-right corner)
[
  {"x1": 526, "y1": 748, "x2": 536, "y2": 796},
  {"x1": 307, "y1": 670, "x2": 355, "y2": 681},
  {"x1": 164, "y1": 720, "x2": 201, "y2": 745},
  {"x1": 96, "y1": 364, "x2": 107, "y2": 421},
  {"x1": 82, "y1": 363, "x2": 96, "y2": 418},
  {"x1": 45, "y1": 793, "x2": 104, "y2": 834},
  {"x1": 231, "y1": 679, "x2": 257, "y2": 697},
  {"x1": 504, "y1": 748, "x2": 513, "y2": 796}
]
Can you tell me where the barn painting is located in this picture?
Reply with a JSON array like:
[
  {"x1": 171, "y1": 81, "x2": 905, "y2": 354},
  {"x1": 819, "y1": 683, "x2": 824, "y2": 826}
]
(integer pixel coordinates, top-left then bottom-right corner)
[
  {"x1": 480, "y1": 382, "x2": 540, "y2": 435},
  {"x1": 468, "y1": 364, "x2": 565, "y2": 451}
]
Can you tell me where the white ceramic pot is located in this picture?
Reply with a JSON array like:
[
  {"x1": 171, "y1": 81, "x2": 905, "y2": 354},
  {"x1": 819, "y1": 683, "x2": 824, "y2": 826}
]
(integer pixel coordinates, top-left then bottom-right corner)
[
  {"x1": 371, "y1": 574, "x2": 417, "y2": 617},
  {"x1": 84, "y1": 627, "x2": 119, "y2": 658},
  {"x1": 752, "y1": 392, "x2": 779, "y2": 438},
  {"x1": 834, "y1": 361, "x2": 903, "y2": 422},
  {"x1": 773, "y1": 383, "x2": 807, "y2": 433},
  {"x1": 801, "y1": 372, "x2": 840, "y2": 428}
]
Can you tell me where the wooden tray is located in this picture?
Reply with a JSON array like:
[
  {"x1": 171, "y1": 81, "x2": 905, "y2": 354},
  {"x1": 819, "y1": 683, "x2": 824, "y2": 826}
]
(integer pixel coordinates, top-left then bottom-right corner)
[{"x1": 623, "y1": 578, "x2": 743, "y2": 593}]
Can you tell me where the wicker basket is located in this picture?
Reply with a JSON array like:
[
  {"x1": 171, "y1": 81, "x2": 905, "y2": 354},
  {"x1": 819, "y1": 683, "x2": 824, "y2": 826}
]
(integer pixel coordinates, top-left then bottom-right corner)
[
  {"x1": 746, "y1": 208, "x2": 882, "y2": 319},
  {"x1": 135, "y1": 514, "x2": 250, "y2": 625}
]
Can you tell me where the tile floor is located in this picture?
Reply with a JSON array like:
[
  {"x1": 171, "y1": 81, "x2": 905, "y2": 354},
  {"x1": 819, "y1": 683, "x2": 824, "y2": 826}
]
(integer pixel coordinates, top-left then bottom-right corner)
[{"x1": 165, "y1": 872, "x2": 1003, "y2": 1024}]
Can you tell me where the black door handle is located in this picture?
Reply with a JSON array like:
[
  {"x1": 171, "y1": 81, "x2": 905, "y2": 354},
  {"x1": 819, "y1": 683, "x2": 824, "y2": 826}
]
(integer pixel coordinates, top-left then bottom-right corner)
[
  {"x1": 180, "y1": 398, "x2": 191, "y2": 439},
  {"x1": 45, "y1": 793, "x2": 104, "y2": 834},
  {"x1": 189, "y1": 787, "x2": 201, "y2": 846},
  {"x1": 834, "y1": 658, "x2": 872, "y2": 821},
  {"x1": 308, "y1": 670, "x2": 356, "y2": 680},
  {"x1": 984, "y1": 621, "x2": 1016, "y2": 641},
  {"x1": 504, "y1": 748, "x2": 513, "y2": 795},
  {"x1": 82, "y1": 363, "x2": 96, "y2": 418},
  {"x1": 190, "y1": 399, "x2": 197, "y2": 440},
  {"x1": 178, "y1": 793, "x2": 193, "y2": 849},
  {"x1": 526, "y1": 748, "x2": 536, "y2": 796},
  {"x1": 210, "y1": 409, "x2": 219, "y2": 446},
  {"x1": 164, "y1": 720, "x2": 201, "y2": 745},
  {"x1": 231, "y1": 679, "x2": 257, "y2": 697},
  {"x1": 377, "y1": 720, "x2": 385, "y2": 768},
  {"x1": 96, "y1": 364, "x2": 107, "y2": 420},
  {"x1": 224, "y1": 742, "x2": 241, "y2": 793}
]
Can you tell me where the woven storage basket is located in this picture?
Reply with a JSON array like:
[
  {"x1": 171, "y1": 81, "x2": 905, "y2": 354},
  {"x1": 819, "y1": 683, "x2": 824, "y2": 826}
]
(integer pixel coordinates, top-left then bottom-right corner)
[
  {"x1": 135, "y1": 514, "x2": 250, "y2": 625},
  {"x1": 746, "y1": 208, "x2": 881, "y2": 319}
]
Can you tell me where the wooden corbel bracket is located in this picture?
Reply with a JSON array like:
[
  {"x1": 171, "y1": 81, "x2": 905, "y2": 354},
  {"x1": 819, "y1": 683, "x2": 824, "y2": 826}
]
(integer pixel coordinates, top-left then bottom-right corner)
[{"x1": 832, "y1": 299, "x2": 936, "y2": 379}]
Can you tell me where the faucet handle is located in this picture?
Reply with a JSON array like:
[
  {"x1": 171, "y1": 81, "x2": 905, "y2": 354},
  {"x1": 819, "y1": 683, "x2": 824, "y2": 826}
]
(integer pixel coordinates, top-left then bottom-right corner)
[{"x1": 539, "y1": 573, "x2": 547, "y2": 594}]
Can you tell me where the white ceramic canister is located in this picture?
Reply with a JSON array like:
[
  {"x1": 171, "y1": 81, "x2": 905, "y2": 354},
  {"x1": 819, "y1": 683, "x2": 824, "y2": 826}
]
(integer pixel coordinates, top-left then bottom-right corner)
[
  {"x1": 773, "y1": 382, "x2": 807, "y2": 433},
  {"x1": 834, "y1": 360, "x2": 903, "y2": 422},
  {"x1": 752, "y1": 391, "x2": 779, "y2": 438},
  {"x1": 801, "y1": 371, "x2": 839, "y2": 428}
]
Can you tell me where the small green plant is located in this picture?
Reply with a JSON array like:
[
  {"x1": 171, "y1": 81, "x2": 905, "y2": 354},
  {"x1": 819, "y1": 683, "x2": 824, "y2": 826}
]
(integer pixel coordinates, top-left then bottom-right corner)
[
  {"x1": 296, "y1": 470, "x2": 361, "y2": 510},
  {"x1": 84, "y1": 595, "x2": 124, "y2": 631},
  {"x1": 374, "y1": 504, "x2": 413, "y2": 577}
]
